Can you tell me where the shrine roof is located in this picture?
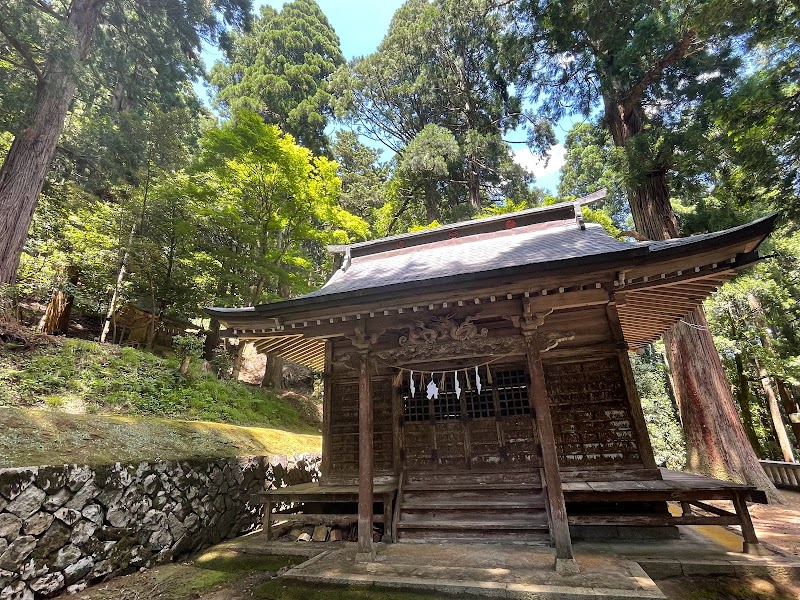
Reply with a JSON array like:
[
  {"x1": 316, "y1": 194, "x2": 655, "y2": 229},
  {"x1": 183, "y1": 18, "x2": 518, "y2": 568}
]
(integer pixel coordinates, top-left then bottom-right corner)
[{"x1": 206, "y1": 206, "x2": 777, "y2": 323}]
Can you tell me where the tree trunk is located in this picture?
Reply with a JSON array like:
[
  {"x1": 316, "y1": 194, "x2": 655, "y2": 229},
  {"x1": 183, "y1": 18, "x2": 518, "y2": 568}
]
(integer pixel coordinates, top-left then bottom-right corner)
[
  {"x1": 204, "y1": 318, "x2": 221, "y2": 361},
  {"x1": 467, "y1": 152, "x2": 481, "y2": 211},
  {"x1": 777, "y1": 380, "x2": 800, "y2": 445},
  {"x1": 40, "y1": 265, "x2": 79, "y2": 335},
  {"x1": 232, "y1": 342, "x2": 246, "y2": 381},
  {"x1": 101, "y1": 224, "x2": 134, "y2": 343},
  {"x1": 663, "y1": 310, "x2": 780, "y2": 498},
  {"x1": 605, "y1": 95, "x2": 781, "y2": 500},
  {"x1": 0, "y1": 0, "x2": 107, "y2": 285},
  {"x1": 755, "y1": 358, "x2": 795, "y2": 462},
  {"x1": 734, "y1": 351, "x2": 763, "y2": 457},
  {"x1": 746, "y1": 292, "x2": 800, "y2": 452},
  {"x1": 261, "y1": 354, "x2": 285, "y2": 390}
]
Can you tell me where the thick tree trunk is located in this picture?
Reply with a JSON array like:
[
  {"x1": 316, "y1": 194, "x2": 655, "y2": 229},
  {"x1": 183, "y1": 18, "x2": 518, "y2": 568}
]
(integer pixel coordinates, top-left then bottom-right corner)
[
  {"x1": 0, "y1": 0, "x2": 107, "y2": 285},
  {"x1": 261, "y1": 354, "x2": 285, "y2": 390},
  {"x1": 664, "y1": 310, "x2": 780, "y2": 498},
  {"x1": 232, "y1": 342, "x2": 246, "y2": 381},
  {"x1": 40, "y1": 266, "x2": 79, "y2": 335},
  {"x1": 605, "y1": 95, "x2": 781, "y2": 500}
]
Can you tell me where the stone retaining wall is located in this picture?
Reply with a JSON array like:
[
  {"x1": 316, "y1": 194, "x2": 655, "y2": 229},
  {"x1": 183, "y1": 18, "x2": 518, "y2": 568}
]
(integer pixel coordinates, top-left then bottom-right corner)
[{"x1": 0, "y1": 454, "x2": 321, "y2": 599}]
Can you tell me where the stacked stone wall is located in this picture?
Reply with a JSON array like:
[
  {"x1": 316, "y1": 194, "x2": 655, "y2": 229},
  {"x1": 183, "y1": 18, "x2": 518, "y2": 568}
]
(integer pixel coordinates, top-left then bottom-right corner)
[{"x1": 0, "y1": 454, "x2": 321, "y2": 599}]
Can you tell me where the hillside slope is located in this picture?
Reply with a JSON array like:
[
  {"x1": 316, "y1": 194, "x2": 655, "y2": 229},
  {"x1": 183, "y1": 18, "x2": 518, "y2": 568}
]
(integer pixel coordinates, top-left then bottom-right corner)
[{"x1": 0, "y1": 332, "x2": 321, "y2": 467}]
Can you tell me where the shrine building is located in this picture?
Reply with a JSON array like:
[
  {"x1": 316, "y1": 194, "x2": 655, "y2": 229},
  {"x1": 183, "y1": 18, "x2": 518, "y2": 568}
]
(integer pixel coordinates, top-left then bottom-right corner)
[{"x1": 207, "y1": 194, "x2": 775, "y2": 572}]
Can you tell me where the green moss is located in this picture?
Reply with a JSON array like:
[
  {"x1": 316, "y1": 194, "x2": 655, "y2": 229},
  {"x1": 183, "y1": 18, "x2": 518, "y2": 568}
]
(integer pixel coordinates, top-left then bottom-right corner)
[
  {"x1": 194, "y1": 550, "x2": 303, "y2": 574},
  {"x1": 254, "y1": 581, "x2": 447, "y2": 600}
]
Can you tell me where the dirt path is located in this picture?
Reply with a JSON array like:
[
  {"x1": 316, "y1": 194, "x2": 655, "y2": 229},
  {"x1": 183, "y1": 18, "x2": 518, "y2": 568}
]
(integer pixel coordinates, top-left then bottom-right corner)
[{"x1": 748, "y1": 489, "x2": 800, "y2": 556}]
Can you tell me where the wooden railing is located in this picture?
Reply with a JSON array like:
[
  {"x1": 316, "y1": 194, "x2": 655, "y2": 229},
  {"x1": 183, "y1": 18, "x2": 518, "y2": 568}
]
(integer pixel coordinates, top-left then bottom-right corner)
[{"x1": 760, "y1": 460, "x2": 800, "y2": 490}]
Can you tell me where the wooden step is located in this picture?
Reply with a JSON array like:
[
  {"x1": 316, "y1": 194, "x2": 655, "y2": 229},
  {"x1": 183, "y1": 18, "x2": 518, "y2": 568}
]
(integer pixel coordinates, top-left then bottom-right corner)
[
  {"x1": 404, "y1": 482, "x2": 541, "y2": 492},
  {"x1": 397, "y1": 519, "x2": 549, "y2": 531},
  {"x1": 405, "y1": 471, "x2": 540, "y2": 486},
  {"x1": 400, "y1": 509, "x2": 548, "y2": 524},
  {"x1": 401, "y1": 498, "x2": 545, "y2": 510}
]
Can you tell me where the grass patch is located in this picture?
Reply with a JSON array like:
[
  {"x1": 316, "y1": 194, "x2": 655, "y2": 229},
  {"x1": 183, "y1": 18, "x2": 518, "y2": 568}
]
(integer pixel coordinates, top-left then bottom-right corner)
[{"x1": 0, "y1": 338, "x2": 319, "y2": 431}]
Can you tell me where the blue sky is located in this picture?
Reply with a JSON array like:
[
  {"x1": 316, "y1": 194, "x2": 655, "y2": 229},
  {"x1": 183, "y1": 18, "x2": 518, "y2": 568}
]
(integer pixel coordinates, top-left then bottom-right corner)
[{"x1": 201, "y1": 0, "x2": 570, "y2": 193}]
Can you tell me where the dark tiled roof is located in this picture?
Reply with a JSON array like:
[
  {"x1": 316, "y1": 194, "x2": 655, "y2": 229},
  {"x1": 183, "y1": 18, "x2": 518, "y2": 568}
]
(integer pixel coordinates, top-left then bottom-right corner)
[
  {"x1": 205, "y1": 212, "x2": 776, "y2": 320},
  {"x1": 307, "y1": 219, "x2": 630, "y2": 298}
]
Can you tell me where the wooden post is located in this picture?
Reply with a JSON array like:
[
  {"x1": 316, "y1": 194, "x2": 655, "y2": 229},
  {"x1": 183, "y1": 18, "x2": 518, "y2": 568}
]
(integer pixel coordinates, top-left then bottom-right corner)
[
  {"x1": 262, "y1": 498, "x2": 272, "y2": 541},
  {"x1": 321, "y1": 340, "x2": 333, "y2": 481},
  {"x1": 606, "y1": 300, "x2": 659, "y2": 471},
  {"x1": 523, "y1": 330, "x2": 579, "y2": 574},
  {"x1": 356, "y1": 350, "x2": 375, "y2": 562},
  {"x1": 732, "y1": 494, "x2": 767, "y2": 555}
]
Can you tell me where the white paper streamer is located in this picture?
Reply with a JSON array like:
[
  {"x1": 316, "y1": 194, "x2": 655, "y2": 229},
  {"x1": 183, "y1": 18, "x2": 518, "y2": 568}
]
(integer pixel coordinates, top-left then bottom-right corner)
[
  {"x1": 475, "y1": 365, "x2": 482, "y2": 394},
  {"x1": 454, "y1": 371, "x2": 461, "y2": 399},
  {"x1": 427, "y1": 372, "x2": 439, "y2": 399},
  {"x1": 410, "y1": 370, "x2": 415, "y2": 397}
]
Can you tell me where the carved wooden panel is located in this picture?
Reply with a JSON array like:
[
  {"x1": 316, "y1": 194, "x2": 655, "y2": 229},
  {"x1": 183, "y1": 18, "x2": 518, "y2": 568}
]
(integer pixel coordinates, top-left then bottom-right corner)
[{"x1": 544, "y1": 358, "x2": 643, "y2": 467}]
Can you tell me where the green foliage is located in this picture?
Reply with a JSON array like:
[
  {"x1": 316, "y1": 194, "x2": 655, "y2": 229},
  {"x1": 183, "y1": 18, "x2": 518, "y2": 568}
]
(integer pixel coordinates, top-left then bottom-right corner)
[
  {"x1": 211, "y1": 0, "x2": 344, "y2": 155},
  {"x1": 631, "y1": 347, "x2": 686, "y2": 469},
  {"x1": 173, "y1": 335, "x2": 204, "y2": 362},
  {"x1": 334, "y1": 0, "x2": 542, "y2": 229},
  {"x1": 193, "y1": 110, "x2": 367, "y2": 306},
  {"x1": 0, "y1": 338, "x2": 318, "y2": 430}
]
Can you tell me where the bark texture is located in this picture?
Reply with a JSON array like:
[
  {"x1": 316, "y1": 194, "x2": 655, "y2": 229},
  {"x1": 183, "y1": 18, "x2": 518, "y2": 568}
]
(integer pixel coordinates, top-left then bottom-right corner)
[
  {"x1": 664, "y1": 310, "x2": 780, "y2": 498},
  {"x1": 261, "y1": 354, "x2": 285, "y2": 390},
  {"x1": 39, "y1": 266, "x2": 78, "y2": 335},
  {"x1": 0, "y1": 0, "x2": 108, "y2": 285}
]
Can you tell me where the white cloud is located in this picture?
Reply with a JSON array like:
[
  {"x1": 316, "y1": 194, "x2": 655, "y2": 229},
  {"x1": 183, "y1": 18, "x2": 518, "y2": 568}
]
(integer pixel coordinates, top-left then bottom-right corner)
[{"x1": 512, "y1": 144, "x2": 567, "y2": 180}]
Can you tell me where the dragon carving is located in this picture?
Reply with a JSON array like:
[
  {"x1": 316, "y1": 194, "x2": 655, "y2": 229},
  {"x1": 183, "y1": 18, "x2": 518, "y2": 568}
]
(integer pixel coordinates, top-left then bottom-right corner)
[{"x1": 398, "y1": 315, "x2": 488, "y2": 346}]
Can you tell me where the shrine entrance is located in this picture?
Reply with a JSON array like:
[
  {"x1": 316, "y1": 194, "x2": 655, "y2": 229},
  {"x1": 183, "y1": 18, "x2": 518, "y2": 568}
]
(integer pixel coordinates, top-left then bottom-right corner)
[{"x1": 398, "y1": 366, "x2": 540, "y2": 472}]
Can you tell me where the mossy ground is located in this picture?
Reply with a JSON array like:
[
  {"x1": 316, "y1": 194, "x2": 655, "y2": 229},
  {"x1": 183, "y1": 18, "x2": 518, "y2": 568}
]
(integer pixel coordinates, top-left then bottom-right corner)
[
  {"x1": 61, "y1": 549, "x2": 800, "y2": 600},
  {"x1": 63, "y1": 550, "x2": 443, "y2": 600},
  {"x1": 0, "y1": 407, "x2": 320, "y2": 467}
]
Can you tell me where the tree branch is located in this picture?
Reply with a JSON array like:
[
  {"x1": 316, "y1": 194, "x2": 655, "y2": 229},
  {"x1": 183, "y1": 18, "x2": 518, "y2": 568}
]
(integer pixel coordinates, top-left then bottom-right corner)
[
  {"x1": 0, "y1": 20, "x2": 42, "y2": 80},
  {"x1": 27, "y1": 0, "x2": 65, "y2": 21},
  {"x1": 621, "y1": 30, "x2": 698, "y2": 115}
]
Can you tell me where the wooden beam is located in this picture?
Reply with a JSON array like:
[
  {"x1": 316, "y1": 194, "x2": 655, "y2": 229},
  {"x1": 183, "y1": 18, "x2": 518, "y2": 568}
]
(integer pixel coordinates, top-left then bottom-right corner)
[
  {"x1": 356, "y1": 351, "x2": 375, "y2": 562},
  {"x1": 524, "y1": 333, "x2": 578, "y2": 573}
]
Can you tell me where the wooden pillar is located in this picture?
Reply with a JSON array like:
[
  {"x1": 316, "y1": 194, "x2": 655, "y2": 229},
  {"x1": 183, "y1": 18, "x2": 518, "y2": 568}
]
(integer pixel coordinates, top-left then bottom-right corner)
[
  {"x1": 321, "y1": 340, "x2": 333, "y2": 481},
  {"x1": 523, "y1": 332, "x2": 579, "y2": 574},
  {"x1": 606, "y1": 299, "x2": 659, "y2": 471},
  {"x1": 356, "y1": 350, "x2": 375, "y2": 562}
]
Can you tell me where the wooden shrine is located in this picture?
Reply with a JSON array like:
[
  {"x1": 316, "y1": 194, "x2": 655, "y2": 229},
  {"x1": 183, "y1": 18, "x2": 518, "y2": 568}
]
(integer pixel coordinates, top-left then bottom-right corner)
[{"x1": 208, "y1": 195, "x2": 775, "y2": 570}]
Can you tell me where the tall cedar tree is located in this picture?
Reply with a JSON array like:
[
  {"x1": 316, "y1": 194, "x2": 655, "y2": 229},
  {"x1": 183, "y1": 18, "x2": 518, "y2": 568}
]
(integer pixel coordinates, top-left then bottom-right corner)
[
  {"x1": 211, "y1": 0, "x2": 344, "y2": 155},
  {"x1": 333, "y1": 0, "x2": 545, "y2": 221},
  {"x1": 0, "y1": 0, "x2": 250, "y2": 286},
  {"x1": 509, "y1": 0, "x2": 780, "y2": 498}
]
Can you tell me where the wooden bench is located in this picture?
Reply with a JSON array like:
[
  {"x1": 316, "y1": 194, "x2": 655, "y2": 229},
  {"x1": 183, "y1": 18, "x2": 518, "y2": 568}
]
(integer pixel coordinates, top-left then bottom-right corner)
[
  {"x1": 562, "y1": 468, "x2": 768, "y2": 553},
  {"x1": 252, "y1": 481, "x2": 398, "y2": 541}
]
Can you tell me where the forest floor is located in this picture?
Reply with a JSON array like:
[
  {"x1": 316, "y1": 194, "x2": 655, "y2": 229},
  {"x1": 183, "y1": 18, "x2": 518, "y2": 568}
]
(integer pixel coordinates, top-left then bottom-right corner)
[{"x1": 0, "y1": 323, "x2": 322, "y2": 467}]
